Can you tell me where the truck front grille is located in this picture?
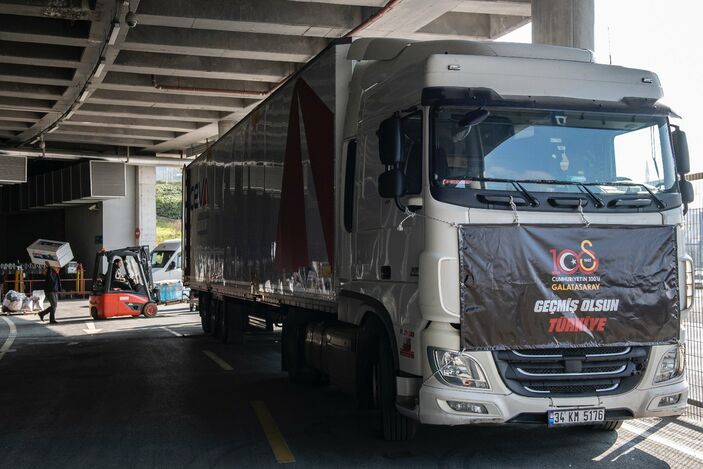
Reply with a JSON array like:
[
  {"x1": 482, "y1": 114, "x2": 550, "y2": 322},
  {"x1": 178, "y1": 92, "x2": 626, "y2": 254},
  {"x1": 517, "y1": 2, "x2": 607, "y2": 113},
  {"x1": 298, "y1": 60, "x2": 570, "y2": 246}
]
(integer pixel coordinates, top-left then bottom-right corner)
[{"x1": 494, "y1": 346, "x2": 649, "y2": 397}]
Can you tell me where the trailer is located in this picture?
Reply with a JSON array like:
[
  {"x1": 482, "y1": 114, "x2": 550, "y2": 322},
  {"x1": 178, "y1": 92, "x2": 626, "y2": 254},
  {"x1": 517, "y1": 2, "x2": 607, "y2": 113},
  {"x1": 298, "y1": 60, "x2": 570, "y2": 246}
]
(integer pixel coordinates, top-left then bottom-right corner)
[{"x1": 184, "y1": 38, "x2": 693, "y2": 440}]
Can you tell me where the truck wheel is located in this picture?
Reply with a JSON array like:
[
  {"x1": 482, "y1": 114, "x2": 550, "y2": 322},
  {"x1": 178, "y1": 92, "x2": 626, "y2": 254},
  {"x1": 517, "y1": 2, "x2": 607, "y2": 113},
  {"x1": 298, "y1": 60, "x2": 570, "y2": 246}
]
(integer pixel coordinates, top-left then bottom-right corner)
[
  {"x1": 200, "y1": 296, "x2": 211, "y2": 334},
  {"x1": 283, "y1": 316, "x2": 306, "y2": 382},
  {"x1": 356, "y1": 324, "x2": 376, "y2": 410},
  {"x1": 142, "y1": 302, "x2": 158, "y2": 318},
  {"x1": 374, "y1": 331, "x2": 417, "y2": 441},
  {"x1": 592, "y1": 420, "x2": 623, "y2": 431},
  {"x1": 219, "y1": 305, "x2": 229, "y2": 343},
  {"x1": 201, "y1": 312, "x2": 211, "y2": 333},
  {"x1": 212, "y1": 301, "x2": 223, "y2": 339}
]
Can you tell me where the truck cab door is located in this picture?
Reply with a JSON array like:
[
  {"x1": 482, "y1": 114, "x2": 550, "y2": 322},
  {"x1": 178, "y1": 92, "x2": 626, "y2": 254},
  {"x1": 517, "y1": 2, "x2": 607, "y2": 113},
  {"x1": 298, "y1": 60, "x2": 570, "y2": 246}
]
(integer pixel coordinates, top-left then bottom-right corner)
[{"x1": 353, "y1": 111, "x2": 424, "y2": 283}]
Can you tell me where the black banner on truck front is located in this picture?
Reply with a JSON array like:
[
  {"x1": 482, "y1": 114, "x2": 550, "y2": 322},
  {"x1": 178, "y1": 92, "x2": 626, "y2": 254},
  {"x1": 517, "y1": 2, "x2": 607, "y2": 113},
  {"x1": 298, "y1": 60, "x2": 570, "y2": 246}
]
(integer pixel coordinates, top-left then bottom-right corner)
[{"x1": 458, "y1": 225, "x2": 679, "y2": 350}]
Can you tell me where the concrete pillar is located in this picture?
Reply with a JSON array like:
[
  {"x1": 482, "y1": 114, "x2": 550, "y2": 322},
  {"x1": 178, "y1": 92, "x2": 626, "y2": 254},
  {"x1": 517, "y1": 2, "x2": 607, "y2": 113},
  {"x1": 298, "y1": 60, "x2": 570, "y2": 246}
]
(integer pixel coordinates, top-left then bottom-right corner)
[
  {"x1": 218, "y1": 120, "x2": 235, "y2": 138},
  {"x1": 532, "y1": 0, "x2": 594, "y2": 50},
  {"x1": 102, "y1": 166, "x2": 137, "y2": 251},
  {"x1": 135, "y1": 166, "x2": 157, "y2": 250}
]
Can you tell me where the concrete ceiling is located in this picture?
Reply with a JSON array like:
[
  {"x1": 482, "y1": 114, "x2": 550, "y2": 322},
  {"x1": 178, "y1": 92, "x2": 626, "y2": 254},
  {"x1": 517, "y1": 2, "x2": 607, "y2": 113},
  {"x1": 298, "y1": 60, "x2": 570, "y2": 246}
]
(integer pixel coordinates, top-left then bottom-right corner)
[{"x1": 0, "y1": 0, "x2": 530, "y2": 159}]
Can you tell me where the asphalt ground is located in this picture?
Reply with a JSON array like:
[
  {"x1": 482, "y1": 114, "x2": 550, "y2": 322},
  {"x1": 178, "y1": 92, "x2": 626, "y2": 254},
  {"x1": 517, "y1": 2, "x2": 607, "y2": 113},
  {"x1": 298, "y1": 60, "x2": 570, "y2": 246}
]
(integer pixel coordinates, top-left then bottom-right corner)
[{"x1": 1, "y1": 300, "x2": 703, "y2": 468}]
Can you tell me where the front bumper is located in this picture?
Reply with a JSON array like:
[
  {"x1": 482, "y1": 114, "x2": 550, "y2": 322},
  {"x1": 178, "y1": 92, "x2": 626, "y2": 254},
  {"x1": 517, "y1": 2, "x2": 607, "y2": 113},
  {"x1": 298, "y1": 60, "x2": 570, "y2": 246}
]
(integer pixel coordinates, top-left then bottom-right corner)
[{"x1": 413, "y1": 377, "x2": 688, "y2": 426}]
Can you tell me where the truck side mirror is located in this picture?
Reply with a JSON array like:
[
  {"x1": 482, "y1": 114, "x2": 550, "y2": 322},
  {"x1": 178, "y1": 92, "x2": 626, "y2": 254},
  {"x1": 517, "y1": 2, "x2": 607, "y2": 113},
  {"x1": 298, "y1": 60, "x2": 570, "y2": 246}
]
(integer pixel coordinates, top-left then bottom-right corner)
[
  {"x1": 680, "y1": 179, "x2": 694, "y2": 204},
  {"x1": 378, "y1": 115, "x2": 403, "y2": 166},
  {"x1": 378, "y1": 169, "x2": 406, "y2": 198},
  {"x1": 672, "y1": 129, "x2": 690, "y2": 175}
]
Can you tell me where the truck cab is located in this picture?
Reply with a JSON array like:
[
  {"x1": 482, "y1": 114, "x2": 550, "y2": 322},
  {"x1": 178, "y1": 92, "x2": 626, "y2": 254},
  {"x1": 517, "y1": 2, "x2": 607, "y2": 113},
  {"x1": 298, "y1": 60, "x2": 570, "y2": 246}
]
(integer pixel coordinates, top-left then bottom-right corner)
[{"x1": 337, "y1": 39, "x2": 692, "y2": 432}]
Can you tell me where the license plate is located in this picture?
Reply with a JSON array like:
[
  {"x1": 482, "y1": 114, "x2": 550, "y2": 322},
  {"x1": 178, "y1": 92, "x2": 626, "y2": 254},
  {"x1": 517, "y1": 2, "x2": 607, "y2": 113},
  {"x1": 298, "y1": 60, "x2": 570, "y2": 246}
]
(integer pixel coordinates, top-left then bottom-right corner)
[{"x1": 548, "y1": 408, "x2": 605, "y2": 426}]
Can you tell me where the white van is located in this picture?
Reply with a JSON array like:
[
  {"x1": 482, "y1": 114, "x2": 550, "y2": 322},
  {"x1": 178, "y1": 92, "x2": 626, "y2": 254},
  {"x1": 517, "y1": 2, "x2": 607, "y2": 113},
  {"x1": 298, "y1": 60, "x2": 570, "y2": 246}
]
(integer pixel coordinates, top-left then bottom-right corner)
[{"x1": 151, "y1": 239, "x2": 182, "y2": 283}]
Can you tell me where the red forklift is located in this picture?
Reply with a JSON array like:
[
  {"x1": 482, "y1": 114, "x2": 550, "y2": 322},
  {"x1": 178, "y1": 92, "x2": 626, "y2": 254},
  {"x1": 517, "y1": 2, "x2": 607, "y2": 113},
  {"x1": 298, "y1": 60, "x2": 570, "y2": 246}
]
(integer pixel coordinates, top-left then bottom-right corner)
[{"x1": 89, "y1": 246, "x2": 159, "y2": 320}]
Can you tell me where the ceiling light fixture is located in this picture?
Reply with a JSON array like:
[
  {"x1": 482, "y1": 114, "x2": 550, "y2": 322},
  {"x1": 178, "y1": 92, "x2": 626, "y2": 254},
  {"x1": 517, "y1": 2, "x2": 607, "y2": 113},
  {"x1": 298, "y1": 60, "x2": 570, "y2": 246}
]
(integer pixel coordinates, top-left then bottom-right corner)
[
  {"x1": 95, "y1": 59, "x2": 106, "y2": 78},
  {"x1": 108, "y1": 21, "x2": 120, "y2": 45}
]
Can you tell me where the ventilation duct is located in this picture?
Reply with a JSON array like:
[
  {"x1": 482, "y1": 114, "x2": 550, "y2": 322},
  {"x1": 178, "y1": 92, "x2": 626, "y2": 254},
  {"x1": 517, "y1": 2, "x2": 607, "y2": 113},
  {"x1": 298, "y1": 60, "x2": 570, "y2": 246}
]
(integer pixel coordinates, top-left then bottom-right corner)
[
  {"x1": 0, "y1": 156, "x2": 27, "y2": 184},
  {"x1": 0, "y1": 161, "x2": 126, "y2": 213}
]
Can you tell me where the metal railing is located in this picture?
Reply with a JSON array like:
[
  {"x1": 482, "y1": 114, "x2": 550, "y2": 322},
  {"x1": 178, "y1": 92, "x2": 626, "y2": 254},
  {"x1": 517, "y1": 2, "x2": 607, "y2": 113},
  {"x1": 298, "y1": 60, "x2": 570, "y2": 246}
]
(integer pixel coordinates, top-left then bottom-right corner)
[
  {"x1": 684, "y1": 204, "x2": 703, "y2": 419},
  {"x1": 683, "y1": 173, "x2": 703, "y2": 419}
]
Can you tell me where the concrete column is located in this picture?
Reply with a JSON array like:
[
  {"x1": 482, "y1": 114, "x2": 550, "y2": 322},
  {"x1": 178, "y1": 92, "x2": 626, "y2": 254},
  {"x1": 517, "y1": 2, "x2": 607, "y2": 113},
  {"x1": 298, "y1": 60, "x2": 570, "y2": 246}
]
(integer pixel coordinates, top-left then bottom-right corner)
[
  {"x1": 102, "y1": 166, "x2": 137, "y2": 251},
  {"x1": 135, "y1": 166, "x2": 157, "y2": 250},
  {"x1": 532, "y1": 0, "x2": 594, "y2": 50},
  {"x1": 218, "y1": 120, "x2": 235, "y2": 138}
]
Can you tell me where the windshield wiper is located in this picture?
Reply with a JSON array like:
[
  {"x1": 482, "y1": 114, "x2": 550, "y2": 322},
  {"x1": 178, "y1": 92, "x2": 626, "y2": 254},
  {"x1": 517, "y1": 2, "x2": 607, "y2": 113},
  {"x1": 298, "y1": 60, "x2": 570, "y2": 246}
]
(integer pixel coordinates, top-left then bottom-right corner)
[
  {"x1": 466, "y1": 177, "x2": 604, "y2": 208},
  {"x1": 456, "y1": 177, "x2": 666, "y2": 209},
  {"x1": 575, "y1": 183, "x2": 605, "y2": 208},
  {"x1": 584, "y1": 181, "x2": 666, "y2": 209},
  {"x1": 510, "y1": 181, "x2": 539, "y2": 207}
]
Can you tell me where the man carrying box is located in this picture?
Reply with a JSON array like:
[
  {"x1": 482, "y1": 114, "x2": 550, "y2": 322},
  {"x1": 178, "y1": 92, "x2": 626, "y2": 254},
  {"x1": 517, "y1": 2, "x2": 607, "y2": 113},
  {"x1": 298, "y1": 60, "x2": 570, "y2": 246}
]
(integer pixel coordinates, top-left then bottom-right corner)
[{"x1": 38, "y1": 261, "x2": 62, "y2": 324}]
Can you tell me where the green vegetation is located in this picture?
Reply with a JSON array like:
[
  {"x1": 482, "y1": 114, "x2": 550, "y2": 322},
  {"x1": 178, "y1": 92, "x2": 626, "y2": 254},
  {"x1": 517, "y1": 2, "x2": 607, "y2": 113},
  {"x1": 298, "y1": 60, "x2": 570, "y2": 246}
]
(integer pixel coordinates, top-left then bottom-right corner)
[
  {"x1": 156, "y1": 217, "x2": 181, "y2": 244},
  {"x1": 156, "y1": 181, "x2": 182, "y2": 220},
  {"x1": 156, "y1": 181, "x2": 182, "y2": 243}
]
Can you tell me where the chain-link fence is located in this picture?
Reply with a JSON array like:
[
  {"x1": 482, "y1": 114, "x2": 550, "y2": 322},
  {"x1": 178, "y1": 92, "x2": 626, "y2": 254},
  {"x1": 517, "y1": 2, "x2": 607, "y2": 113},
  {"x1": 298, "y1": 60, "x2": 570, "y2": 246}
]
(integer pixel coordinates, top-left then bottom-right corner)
[{"x1": 683, "y1": 175, "x2": 703, "y2": 419}]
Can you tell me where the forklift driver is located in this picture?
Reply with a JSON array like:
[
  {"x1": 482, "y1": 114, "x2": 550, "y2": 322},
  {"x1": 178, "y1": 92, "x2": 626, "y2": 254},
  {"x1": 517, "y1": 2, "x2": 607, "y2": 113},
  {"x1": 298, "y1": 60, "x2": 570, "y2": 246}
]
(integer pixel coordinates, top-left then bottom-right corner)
[{"x1": 111, "y1": 258, "x2": 132, "y2": 291}]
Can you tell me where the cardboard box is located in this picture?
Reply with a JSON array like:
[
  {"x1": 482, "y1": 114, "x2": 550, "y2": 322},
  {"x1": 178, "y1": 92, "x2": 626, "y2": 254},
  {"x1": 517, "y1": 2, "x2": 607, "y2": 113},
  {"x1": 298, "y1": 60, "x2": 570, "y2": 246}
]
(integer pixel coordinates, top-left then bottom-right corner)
[{"x1": 26, "y1": 239, "x2": 74, "y2": 268}]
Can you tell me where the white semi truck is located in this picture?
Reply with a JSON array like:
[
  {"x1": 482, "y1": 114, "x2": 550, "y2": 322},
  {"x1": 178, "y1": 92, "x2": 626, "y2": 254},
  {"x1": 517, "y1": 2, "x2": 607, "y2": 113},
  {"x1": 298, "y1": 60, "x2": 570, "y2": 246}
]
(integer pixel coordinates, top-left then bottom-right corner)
[{"x1": 184, "y1": 38, "x2": 694, "y2": 440}]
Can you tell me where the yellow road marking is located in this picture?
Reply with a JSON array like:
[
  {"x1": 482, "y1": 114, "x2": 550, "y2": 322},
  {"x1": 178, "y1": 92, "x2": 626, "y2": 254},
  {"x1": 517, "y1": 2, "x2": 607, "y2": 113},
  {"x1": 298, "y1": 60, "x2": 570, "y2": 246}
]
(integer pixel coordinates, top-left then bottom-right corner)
[
  {"x1": 202, "y1": 350, "x2": 233, "y2": 371},
  {"x1": 251, "y1": 400, "x2": 296, "y2": 464}
]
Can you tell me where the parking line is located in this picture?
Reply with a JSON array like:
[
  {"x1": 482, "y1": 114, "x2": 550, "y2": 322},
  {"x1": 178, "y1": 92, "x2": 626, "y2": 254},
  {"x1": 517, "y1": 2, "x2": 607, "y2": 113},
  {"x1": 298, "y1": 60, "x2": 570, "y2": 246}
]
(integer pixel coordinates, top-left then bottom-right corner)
[
  {"x1": 620, "y1": 422, "x2": 703, "y2": 462},
  {"x1": 202, "y1": 350, "x2": 233, "y2": 371},
  {"x1": 162, "y1": 326, "x2": 183, "y2": 337},
  {"x1": 0, "y1": 316, "x2": 17, "y2": 362},
  {"x1": 251, "y1": 400, "x2": 296, "y2": 464}
]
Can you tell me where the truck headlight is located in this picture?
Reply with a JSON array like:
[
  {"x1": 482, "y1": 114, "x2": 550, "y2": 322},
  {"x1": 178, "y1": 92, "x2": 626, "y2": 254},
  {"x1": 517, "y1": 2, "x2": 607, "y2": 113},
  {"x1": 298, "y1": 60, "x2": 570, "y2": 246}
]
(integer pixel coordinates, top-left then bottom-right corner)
[
  {"x1": 429, "y1": 348, "x2": 490, "y2": 389},
  {"x1": 654, "y1": 345, "x2": 685, "y2": 384},
  {"x1": 685, "y1": 259, "x2": 694, "y2": 310}
]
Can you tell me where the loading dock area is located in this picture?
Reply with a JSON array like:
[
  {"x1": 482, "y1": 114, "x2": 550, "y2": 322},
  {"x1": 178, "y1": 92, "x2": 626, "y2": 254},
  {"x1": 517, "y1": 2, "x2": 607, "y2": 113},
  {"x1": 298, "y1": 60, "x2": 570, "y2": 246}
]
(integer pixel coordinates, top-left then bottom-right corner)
[
  {"x1": 1, "y1": 301, "x2": 702, "y2": 467},
  {"x1": 2, "y1": 0, "x2": 703, "y2": 467}
]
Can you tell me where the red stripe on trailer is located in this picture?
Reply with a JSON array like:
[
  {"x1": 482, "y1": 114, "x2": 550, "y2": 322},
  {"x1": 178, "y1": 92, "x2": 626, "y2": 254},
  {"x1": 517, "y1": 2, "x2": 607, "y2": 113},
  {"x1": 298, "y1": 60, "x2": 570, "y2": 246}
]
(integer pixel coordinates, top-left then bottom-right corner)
[
  {"x1": 275, "y1": 82, "x2": 309, "y2": 272},
  {"x1": 297, "y1": 78, "x2": 335, "y2": 265},
  {"x1": 275, "y1": 78, "x2": 335, "y2": 271}
]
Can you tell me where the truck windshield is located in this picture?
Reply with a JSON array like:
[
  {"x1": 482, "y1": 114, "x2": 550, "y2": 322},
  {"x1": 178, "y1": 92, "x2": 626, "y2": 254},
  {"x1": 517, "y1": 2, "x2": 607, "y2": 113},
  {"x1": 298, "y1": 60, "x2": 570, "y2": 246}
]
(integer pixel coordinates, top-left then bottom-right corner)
[
  {"x1": 151, "y1": 250, "x2": 174, "y2": 268},
  {"x1": 431, "y1": 106, "x2": 676, "y2": 195}
]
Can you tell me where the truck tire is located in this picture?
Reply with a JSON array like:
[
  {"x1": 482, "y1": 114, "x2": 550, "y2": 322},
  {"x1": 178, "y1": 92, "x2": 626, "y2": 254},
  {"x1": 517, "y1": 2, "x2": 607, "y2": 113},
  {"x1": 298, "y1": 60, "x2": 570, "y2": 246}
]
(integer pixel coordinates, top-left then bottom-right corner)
[
  {"x1": 219, "y1": 305, "x2": 229, "y2": 343},
  {"x1": 201, "y1": 311, "x2": 211, "y2": 333},
  {"x1": 373, "y1": 325, "x2": 417, "y2": 441},
  {"x1": 223, "y1": 302, "x2": 245, "y2": 345},
  {"x1": 356, "y1": 325, "x2": 376, "y2": 410},
  {"x1": 212, "y1": 300, "x2": 223, "y2": 339},
  {"x1": 200, "y1": 295, "x2": 211, "y2": 334},
  {"x1": 592, "y1": 420, "x2": 623, "y2": 431}
]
